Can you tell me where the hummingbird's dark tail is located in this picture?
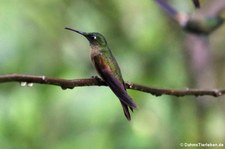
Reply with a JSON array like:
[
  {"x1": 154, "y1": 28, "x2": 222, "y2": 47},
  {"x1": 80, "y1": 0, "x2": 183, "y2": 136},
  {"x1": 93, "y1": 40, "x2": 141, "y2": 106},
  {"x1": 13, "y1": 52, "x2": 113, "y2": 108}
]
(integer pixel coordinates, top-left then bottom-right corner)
[
  {"x1": 121, "y1": 101, "x2": 132, "y2": 120},
  {"x1": 107, "y1": 81, "x2": 137, "y2": 120},
  {"x1": 120, "y1": 101, "x2": 135, "y2": 121},
  {"x1": 103, "y1": 74, "x2": 137, "y2": 120},
  {"x1": 101, "y1": 72, "x2": 137, "y2": 120},
  {"x1": 107, "y1": 80, "x2": 137, "y2": 120}
]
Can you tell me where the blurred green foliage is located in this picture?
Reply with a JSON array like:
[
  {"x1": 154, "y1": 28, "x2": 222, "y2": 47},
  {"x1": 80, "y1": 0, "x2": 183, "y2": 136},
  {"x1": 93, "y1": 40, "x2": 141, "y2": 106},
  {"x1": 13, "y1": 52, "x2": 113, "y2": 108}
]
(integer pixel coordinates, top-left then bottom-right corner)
[{"x1": 0, "y1": 0, "x2": 225, "y2": 148}]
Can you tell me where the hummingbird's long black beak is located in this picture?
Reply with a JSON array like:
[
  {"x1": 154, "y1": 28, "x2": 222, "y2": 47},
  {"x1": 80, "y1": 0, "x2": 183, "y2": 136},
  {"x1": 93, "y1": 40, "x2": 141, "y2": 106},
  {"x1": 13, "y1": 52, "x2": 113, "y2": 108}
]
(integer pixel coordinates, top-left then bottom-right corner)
[{"x1": 65, "y1": 27, "x2": 87, "y2": 36}]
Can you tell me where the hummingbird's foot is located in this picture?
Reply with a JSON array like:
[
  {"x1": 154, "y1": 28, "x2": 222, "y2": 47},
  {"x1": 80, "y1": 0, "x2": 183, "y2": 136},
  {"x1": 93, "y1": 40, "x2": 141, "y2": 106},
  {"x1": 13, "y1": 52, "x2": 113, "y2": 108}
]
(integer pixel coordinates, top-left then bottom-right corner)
[
  {"x1": 95, "y1": 76, "x2": 102, "y2": 82},
  {"x1": 91, "y1": 76, "x2": 104, "y2": 85},
  {"x1": 91, "y1": 75, "x2": 100, "y2": 79}
]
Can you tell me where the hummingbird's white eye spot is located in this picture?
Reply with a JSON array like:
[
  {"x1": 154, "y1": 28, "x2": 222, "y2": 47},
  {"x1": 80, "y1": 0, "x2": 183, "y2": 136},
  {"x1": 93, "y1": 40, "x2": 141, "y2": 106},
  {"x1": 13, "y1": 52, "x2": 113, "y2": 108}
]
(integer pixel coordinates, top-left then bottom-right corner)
[{"x1": 93, "y1": 36, "x2": 97, "y2": 40}]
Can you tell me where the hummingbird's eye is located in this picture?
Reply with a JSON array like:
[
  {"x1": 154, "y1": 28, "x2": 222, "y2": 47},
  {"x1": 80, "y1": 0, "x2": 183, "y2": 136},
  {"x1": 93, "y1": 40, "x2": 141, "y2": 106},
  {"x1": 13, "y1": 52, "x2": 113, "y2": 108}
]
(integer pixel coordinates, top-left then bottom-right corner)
[{"x1": 90, "y1": 35, "x2": 97, "y2": 40}]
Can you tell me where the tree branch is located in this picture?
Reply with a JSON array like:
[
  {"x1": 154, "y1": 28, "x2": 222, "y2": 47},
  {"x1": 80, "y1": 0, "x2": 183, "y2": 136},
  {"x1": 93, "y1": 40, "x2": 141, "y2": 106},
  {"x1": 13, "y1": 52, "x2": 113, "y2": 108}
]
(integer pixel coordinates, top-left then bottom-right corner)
[
  {"x1": 155, "y1": 0, "x2": 224, "y2": 34},
  {"x1": 0, "y1": 74, "x2": 224, "y2": 97}
]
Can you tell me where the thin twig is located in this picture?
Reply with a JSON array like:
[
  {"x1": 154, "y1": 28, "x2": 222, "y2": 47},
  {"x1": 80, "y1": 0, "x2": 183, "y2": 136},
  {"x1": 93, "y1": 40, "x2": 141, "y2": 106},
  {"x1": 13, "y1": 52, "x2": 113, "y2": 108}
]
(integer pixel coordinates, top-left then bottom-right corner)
[
  {"x1": 155, "y1": 0, "x2": 224, "y2": 33},
  {"x1": 0, "y1": 74, "x2": 224, "y2": 97},
  {"x1": 155, "y1": 0, "x2": 178, "y2": 18}
]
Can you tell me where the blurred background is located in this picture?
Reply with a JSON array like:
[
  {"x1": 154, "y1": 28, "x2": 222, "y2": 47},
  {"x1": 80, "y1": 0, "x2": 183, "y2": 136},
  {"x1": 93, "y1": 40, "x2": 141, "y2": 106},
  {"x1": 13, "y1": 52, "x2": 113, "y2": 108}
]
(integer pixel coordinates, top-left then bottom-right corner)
[{"x1": 0, "y1": 0, "x2": 225, "y2": 148}]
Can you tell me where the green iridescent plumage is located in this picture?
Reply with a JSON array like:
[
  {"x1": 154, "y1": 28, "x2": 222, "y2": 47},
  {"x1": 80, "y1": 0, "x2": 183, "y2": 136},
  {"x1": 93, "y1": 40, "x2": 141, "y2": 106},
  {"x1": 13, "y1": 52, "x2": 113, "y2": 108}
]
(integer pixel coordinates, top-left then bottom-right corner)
[{"x1": 98, "y1": 47, "x2": 123, "y2": 81}]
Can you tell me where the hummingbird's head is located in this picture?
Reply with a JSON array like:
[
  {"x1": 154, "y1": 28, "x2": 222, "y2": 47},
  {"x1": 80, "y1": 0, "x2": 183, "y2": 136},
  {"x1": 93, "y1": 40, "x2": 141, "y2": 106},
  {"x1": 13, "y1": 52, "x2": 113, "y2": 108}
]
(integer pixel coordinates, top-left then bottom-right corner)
[{"x1": 65, "y1": 27, "x2": 107, "y2": 47}]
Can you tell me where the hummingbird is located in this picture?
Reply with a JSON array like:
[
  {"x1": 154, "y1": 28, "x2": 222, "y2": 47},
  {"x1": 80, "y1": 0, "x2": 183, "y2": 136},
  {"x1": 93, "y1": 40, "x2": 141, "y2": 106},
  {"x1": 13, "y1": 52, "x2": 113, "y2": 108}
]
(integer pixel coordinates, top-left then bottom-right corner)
[{"x1": 65, "y1": 27, "x2": 137, "y2": 120}]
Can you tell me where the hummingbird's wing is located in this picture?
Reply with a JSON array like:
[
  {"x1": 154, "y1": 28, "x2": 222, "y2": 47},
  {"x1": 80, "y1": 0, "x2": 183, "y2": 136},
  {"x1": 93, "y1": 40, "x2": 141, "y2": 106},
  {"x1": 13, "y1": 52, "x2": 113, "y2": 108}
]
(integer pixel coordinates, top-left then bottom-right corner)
[
  {"x1": 92, "y1": 55, "x2": 137, "y2": 108},
  {"x1": 92, "y1": 55, "x2": 137, "y2": 120}
]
